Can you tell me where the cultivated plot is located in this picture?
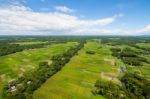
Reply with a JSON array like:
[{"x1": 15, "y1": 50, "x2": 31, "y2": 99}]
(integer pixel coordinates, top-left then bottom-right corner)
[
  {"x1": 0, "y1": 42, "x2": 77, "y2": 98},
  {"x1": 34, "y1": 41, "x2": 122, "y2": 99}
]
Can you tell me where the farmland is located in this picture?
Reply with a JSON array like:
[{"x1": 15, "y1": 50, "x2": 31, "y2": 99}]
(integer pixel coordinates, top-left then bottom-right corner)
[
  {"x1": 0, "y1": 0, "x2": 150, "y2": 98},
  {"x1": 0, "y1": 36, "x2": 150, "y2": 99},
  {"x1": 33, "y1": 41, "x2": 122, "y2": 99},
  {"x1": 0, "y1": 41, "x2": 77, "y2": 98},
  {"x1": 12, "y1": 41, "x2": 48, "y2": 45}
]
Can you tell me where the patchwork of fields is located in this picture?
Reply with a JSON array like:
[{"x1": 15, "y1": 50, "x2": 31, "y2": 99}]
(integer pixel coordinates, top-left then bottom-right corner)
[
  {"x1": 0, "y1": 37, "x2": 149, "y2": 99},
  {"x1": 0, "y1": 42, "x2": 77, "y2": 98},
  {"x1": 135, "y1": 43, "x2": 150, "y2": 77},
  {"x1": 118, "y1": 44, "x2": 150, "y2": 78},
  {"x1": 110, "y1": 43, "x2": 150, "y2": 78},
  {"x1": 12, "y1": 41, "x2": 48, "y2": 45},
  {"x1": 33, "y1": 41, "x2": 122, "y2": 99}
]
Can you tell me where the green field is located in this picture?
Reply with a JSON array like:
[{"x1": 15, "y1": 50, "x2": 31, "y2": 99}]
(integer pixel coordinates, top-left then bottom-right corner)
[
  {"x1": 109, "y1": 43, "x2": 150, "y2": 78},
  {"x1": 0, "y1": 42, "x2": 77, "y2": 98},
  {"x1": 1, "y1": 37, "x2": 149, "y2": 99},
  {"x1": 136, "y1": 43, "x2": 150, "y2": 77},
  {"x1": 136, "y1": 43, "x2": 150, "y2": 49},
  {"x1": 12, "y1": 41, "x2": 48, "y2": 45},
  {"x1": 33, "y1": 41, "x2": 122, "y2": 99},
  {"x1": 125, "y1": 56, "x2": 150, "y2": 78}
]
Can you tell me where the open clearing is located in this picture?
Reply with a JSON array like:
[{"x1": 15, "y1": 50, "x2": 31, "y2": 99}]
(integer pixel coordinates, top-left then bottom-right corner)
[
  {"x1": 34, "y1": 41, "x2": 122, "y2": 99},
  {"x1": 0, "y1": 42, "x2": 77, "y2": 98}
]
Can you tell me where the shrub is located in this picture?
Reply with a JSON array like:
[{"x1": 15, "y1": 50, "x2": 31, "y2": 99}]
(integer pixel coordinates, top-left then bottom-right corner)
[{"x1": 86, "y1": 50, "x2": 95, "y2": 54}]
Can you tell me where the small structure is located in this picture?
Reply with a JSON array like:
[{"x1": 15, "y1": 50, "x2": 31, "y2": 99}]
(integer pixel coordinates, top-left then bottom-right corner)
[
  {"x1": 120, "y1": 66, "x2": 126, "y2": 73},
  {"x1": 10, "y1": 85, "x2": 16, "y2": 92},
  {"x1": 11, "y1": 86, "x2": 16, "y2": 90},
  {"x1": 27, "y1": 80, "x2": 32, "y2": 84}
]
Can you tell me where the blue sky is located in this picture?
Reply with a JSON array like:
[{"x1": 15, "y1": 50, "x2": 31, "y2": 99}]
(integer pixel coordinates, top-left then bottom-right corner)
[{"x1": 0, "y1": 0, "x2": 150, "y2": 35}]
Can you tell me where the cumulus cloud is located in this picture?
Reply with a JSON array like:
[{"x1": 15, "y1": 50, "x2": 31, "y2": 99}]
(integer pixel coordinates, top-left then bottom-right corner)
[
  {"x1": 0, "y1": 4, "x2": 121, "y2": 35},
  {"x1": 54, "y1": 6, "x2": 75, "y2": 13}
]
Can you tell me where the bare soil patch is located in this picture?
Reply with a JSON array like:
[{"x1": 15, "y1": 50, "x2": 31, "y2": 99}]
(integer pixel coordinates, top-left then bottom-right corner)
[
  {"x1": 101, "y1": 72, "x2": 120, "y2": 83},
  {"x1": 104, "y1": 58, "x2": 116, "y2": 66}
]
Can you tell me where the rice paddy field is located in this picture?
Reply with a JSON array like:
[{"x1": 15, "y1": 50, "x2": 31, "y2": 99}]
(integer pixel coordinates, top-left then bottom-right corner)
[
  {"x1": 127, "y1": 43, "x2": 150, "y2": 78},
  {"x1": 33, "y1": 41, "x2": 122, "y2": 99},
  {"x1": 0, "y1": 37, "x2": 149, "y2": 99},
  {"x1": 109, "y1": 43, "x2": 150, "y2": 78},
  {"x1": 0, "y1": 42, "x2": 77, "y2": 98},
  {"x1": 12, "y1": 41, "x2": 48, "y2": 45},
  {"x1": 136, "y1": 43, "x2": 150, "y2": 49}
]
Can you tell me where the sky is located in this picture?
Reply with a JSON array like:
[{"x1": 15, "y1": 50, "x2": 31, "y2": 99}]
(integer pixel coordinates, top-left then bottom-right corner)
[{"x1": 0, "y1": 0, "x2": 150, "y2": 35}]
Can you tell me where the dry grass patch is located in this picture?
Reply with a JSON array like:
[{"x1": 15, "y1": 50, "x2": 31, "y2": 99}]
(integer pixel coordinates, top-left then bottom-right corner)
[{"x1": 100, "y1": 72, "x2": 120, "y2": 83}]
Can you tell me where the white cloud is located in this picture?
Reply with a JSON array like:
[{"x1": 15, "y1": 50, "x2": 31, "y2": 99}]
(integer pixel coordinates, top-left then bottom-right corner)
[
  {"x1": 54, "y1": 6, "x2": 75, "y2": 13},
  {"x1": 100, "y1": 25, "x2": 150, "y2": 36},
  {"x1": 137, "y1": 25, "x2": 150, "y2": 33},
  {"x1": 0, "y1": 4, "x2": 121, "y2": 35}
]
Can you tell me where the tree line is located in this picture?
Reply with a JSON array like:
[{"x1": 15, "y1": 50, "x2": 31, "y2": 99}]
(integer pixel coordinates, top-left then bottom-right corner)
[
  {"x1": 101, "y1": 37, "x2": 150, "y2": 46},
  {"x1": 93, "y1": 72, "x2": 150, "y2": 99},
  {"x1": 0, "y1": 41, "x2": 67, "y2": 57},
  {"x1": 110, "y1": 47, "x2": 149, "y2": 66}
]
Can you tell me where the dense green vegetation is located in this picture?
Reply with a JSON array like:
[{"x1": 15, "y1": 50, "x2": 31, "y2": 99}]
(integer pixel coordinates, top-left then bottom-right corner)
[
  {"x1": 0, "y1": 41, "x2": 67, "y2": 57},
  {"x1": 86, "y1": 50, "x2": 96, "y2": 54},
  {"x1": 110, "y1": 47, "x2": 148, "y2": 66},
  {"x1": 0, "y1": 43, "x2": 43, "y2": 56},
  {"x1": 93, "y1": 79, "x2": 124, "y2": 98},
  {"x1": 0, "y1": 36, "x2": 149, "y2": 99},
  {"x1": 93, "y1": 73, "x2": 150, "y2": 99}
]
